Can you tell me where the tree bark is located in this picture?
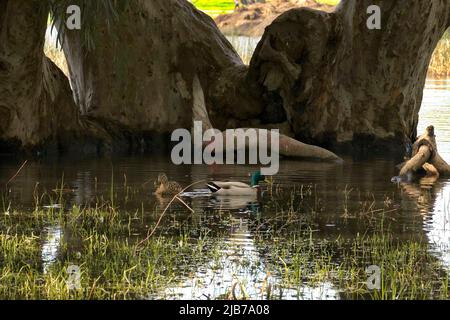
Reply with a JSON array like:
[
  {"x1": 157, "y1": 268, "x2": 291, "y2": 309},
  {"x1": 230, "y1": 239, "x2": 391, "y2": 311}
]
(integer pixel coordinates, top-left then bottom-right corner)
[
  {"x1": 0, "y1": 0, "x2": 79, "y2": 150},
  {"x1": 206, "y1": 129, "x2": 342, "y2": 161},
  {"x1": 1, "y1": 0, "x2": 449, "y2": 158},
  {"x1": 399, "y1": 145, "x2": 432, "y2": 177},
  {"x1": 61, "y1": 0, "x2": 262, "y2": 136},
  {"x1": 398, "y1": 126, "x2": 450, "y2": 177},
  {"x1": 0, "y1": 0, "x2": 120, "y2": 156},
  {"x1": 247, "y1": 0, "x2": 450, "y2": 154}
]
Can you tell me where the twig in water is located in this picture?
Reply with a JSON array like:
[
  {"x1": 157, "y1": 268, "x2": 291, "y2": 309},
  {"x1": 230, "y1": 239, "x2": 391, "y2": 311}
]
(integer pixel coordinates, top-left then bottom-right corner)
[
  {"x1": 5, "y1": 160, "x2": 28, "y2": 187},
  {"x1": 141, "y1": 178, "x2": 153, "y2": 188},
  {"x1": 88, "y1": 276, "x2": 102, "y2": 300},
  {"x1": 175, "y1": 196, "x2": 194, "y2": 213},
  {"x1": 135, "y1": 179, "x2": 206, "y2": 250}
]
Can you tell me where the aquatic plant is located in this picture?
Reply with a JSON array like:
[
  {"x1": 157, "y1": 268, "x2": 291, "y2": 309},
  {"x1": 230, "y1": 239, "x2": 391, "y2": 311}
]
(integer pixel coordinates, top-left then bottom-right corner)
[{"x1": 0, "y1": 181, "x2": 448, "y2": 300}]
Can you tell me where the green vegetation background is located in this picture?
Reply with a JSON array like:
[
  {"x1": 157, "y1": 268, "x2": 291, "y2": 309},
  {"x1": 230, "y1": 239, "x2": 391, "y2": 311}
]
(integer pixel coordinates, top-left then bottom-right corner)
[{"x1": 192, "y1": 0, "x2": 340, "y2": 15}]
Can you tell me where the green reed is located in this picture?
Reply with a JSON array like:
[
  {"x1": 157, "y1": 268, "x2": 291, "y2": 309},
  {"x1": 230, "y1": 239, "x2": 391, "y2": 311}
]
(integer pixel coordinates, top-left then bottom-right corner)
[{"x1": 0, "y1": 180, "x2": 449, "y2": 300}]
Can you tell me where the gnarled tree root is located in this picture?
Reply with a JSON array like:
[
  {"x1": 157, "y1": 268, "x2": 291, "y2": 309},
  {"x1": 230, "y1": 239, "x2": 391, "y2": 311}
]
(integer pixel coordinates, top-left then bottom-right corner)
[
  {"x1": 193, "y1": 72, "x2": 342, "y2": 163},
  {"x1": 205, "y1": 129, "x2": 343, "y2": 162},
  {"x1": 398, "y1": 126, "x2": 450, "y2": 178},
  {"x1": 278, "y1": 134, "x2": 342, "y2": 162}
]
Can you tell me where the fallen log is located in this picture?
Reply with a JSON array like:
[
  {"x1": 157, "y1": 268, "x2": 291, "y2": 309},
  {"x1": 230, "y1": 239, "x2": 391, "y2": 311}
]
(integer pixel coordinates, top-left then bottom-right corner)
[{"x1": 398, "y1": 126, "x2": 450, "y2": 177}]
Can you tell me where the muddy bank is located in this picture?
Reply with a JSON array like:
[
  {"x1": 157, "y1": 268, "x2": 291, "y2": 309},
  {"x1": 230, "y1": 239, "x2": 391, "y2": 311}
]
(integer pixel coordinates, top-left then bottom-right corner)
[{"x1": 215, "y1": 0, "x2": 336, "y2": 36}]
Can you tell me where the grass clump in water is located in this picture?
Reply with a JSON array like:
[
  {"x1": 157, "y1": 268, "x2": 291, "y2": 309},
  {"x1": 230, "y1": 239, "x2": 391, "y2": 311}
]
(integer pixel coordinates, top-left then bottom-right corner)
[
  {"x1": 0, "y1": 183, "x2": 449, "y2": 300},
  {"x1": 265, "y1": 229, "x2": 449, "y2": 300}
]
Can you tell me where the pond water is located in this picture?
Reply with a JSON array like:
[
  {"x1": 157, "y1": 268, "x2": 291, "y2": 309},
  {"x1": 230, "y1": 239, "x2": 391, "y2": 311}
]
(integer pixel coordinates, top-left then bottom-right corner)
[{"x1": 3, "y1": 35, "x2": 449, "y2": 299}]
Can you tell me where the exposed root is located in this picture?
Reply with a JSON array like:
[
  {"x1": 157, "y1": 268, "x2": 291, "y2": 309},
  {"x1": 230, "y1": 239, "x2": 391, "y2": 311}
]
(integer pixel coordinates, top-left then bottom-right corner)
[{"x1": 398, "y1": 126, "x2": 450, "y2": 178}]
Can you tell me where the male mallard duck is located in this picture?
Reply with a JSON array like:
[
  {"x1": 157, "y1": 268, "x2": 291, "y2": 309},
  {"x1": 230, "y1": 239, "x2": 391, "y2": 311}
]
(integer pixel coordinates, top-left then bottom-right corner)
[
  {"x1": 154, "y1": 173, "x2": 182, "y2": 196},
  {"x1": 206, "y1": 171, "x2": 266, "y2": 196}
]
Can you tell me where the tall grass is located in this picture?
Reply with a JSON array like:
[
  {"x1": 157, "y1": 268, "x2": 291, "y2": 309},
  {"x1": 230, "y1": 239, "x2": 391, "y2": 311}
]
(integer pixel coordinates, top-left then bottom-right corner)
[
  {"x1": 315, "y1": 0, "x2": 340, "y2": 5},
  {"x1": 428, "y1": 35, "x2": 450, "y2": 78},
  {"x1": 192, "y1": 0, "x2": 235, "y2": 16}
]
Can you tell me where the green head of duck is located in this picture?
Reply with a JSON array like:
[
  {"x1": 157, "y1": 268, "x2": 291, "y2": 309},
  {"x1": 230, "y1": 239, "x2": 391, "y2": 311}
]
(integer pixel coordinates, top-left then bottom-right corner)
[{"x1": 250, "y1": 171, "x2": 266, "y2": 187}]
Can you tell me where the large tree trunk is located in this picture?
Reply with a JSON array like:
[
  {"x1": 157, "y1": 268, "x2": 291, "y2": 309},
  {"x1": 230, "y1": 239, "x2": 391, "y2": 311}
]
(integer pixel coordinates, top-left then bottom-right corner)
[
  {"x1": 247, "y1": 0, "x2": 450, "y2": 154},
  {"x1": 0, "y1": 0, "x2": 118, "y2": 156},
  {"x1": 0, "y1": 0, "x2": 79, "y2": 152},
  {"x1": 1, "y1": 0, "x2": 449, "y2": 157},
  {"x1": 61, "y1": 0, "x2": 262, "y2": 136}
]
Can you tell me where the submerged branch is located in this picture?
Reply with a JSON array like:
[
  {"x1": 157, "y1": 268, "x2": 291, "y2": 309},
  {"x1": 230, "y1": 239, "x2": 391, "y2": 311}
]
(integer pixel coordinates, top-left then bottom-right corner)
[
  {"x1": 398, "y1": 125, "x2": 450, "y2": 178},
  {"x1": 135, "y1": 179, "x2": 206, "y2": 251},
  {"x1": 5, "y1": 160, "x2": 28, "y2": 187}
]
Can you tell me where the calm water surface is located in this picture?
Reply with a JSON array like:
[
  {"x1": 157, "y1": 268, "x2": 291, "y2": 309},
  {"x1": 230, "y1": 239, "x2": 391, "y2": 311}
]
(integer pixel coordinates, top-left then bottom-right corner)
[{"x1": 3, "y1": 35, "x2": 450, "y2": 299}]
